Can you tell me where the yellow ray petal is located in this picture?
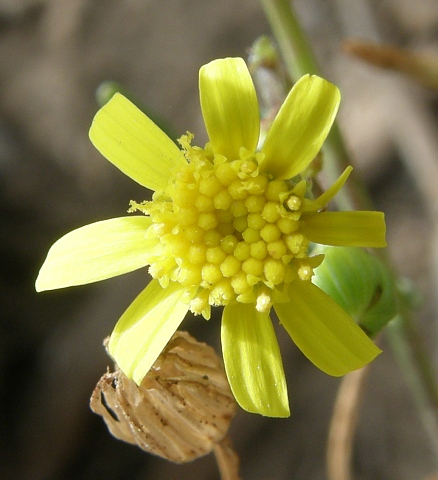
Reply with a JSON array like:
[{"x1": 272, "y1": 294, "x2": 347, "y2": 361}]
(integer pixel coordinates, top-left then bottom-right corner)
[
  {"x1": 199, "y1": 58, "x2": 260, "y2": 159},
  {"x1": 262, "y1": 75, "x2": 340, "y2": 179},
  {"x1": 89, "y1": 93, "x2": 182, "y2": 191},
  {"x1": 305, "y1": 166, "x2": 353, "y2": 211},
  {"x1": 275, "y1": 280, "x2": 381, "y2": 376},
  {"x1": 35, "y1": 217, "x2": 154, "y2": 291},
  {"x1": 108, "y1": 280, "x2": 190, "y2": 384},
  {"x1": 221, "y1": 303, "x2": 289, "y2": 417},
  {"x1": 301, "y1": 211, "x2": 386, "y2": 247}
]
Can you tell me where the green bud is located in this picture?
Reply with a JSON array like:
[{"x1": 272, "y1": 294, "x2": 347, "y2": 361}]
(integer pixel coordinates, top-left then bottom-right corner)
[{"x1": 248, "y1": 36, "x2": 279, "y2": 70}]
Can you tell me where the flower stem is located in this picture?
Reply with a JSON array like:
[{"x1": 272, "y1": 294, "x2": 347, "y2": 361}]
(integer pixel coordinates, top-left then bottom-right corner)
[
  {"x1": 258, "y1": 0, "x2": 319, "y2": 79},
  {"x1": 327, "y1": 366, "x2": 371, "y2": 480},
  {"x1": 213, "y1": 436, "x2": 242, "y2": 480}
]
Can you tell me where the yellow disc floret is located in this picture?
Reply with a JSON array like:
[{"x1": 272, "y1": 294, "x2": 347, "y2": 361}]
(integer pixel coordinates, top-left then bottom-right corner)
[{"x1": 134, "y1": 134, "x2": 318, "y2": 317}]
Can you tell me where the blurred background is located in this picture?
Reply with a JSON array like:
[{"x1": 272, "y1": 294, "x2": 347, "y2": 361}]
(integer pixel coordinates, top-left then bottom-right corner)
[{"x1": 1, "y1": 0, "x2": 438, "y2": 479}]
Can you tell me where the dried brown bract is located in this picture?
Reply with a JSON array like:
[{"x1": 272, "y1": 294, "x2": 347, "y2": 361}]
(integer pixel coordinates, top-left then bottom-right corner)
[{"x1": 90, "y1": 331, "x2": 237, "y2": 464}]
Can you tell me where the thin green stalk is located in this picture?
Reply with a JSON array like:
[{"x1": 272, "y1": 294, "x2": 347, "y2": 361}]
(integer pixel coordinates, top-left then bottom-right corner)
[
  {"x1": 260, "y1": 0, "x2": 438, "y2": 457},
  {"x1": 259, "y1": 0, "x2": 319, "y2": 79}
]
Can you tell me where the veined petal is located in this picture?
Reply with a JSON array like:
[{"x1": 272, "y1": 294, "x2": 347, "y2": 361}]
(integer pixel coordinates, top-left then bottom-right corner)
[
  {"x1": 262, "y1": 75, "x2": 340, "y2": 179},
  {"x1": 108, "y1": 280, "x2": 190, "y2": 384},
  {"x1": 275, "y1": 280, "x2": 381, "y2": 376},
  {"x1": 89, "y1": 93, "x2": 182, "y2": 191},
  {"x1": 301, "y1": 211, "x2": 387, "y2": 247},
  {"x1": 199, "y1": 58, "x2": 260, "y2": 159},
  {"x1": 221, "y1": 303, "x2": 289, "y2": 417},
  {"x1": 36, "y1": 217, "x2": 154, "y2": 292}
]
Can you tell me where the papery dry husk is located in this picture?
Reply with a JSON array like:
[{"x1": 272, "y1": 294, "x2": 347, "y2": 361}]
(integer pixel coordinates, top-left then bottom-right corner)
[{"x1": 90, "y1": 331, "x2": 237, "y2": 463}]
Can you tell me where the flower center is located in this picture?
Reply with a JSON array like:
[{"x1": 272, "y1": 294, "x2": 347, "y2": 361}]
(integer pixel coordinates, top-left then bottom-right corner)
[{"x1": 132, "y1": 134, "x2": 317, "y2": 319}]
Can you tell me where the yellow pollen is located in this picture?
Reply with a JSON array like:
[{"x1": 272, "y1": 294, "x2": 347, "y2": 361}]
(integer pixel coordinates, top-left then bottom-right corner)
[
  {"x1": 141, "y1": 134, "x2": 314, "y2": 318},
  {"x1": 256, "y1": 290, "x2": 272, "y2": 313},
  {"x1": 286, "y1": 195, "x2": 302, "y2": 211},
  {"x1": 190, "y1": 292, "x2": 210, "y2": 317},
  {"x1": 240, "y1": 160, "x2": 258, "y2": 176},
  {"x1": 298, "y1": 264, "x2": 314, "y2": 281}
]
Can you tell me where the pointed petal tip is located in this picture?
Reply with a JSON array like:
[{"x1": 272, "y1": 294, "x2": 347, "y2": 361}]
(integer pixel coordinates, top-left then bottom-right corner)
[
  {"x1": 35, "y1": 273, "x2": 48, "y2": 293},
  {"x1": 34, "y1": 277, "x2": 43, "y2": 293}
]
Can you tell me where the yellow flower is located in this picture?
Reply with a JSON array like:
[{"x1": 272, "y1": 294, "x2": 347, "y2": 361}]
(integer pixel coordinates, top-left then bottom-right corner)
[{"x1": 36, "y1": 58, "x2": 385, "y2": 418}]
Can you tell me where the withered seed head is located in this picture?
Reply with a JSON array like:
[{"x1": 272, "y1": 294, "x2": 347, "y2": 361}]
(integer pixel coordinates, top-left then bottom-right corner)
[{"x1": 90, "y1": 331, "x2": 237, "y2": 463}]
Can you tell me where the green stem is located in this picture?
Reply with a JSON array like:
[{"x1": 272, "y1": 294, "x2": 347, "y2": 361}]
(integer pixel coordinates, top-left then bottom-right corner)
[
  {"x1": 259, "y1": 0, "x2": 319, "y2": 79},
  {"x1": 260, "y1": 0, "x2": 438, "y2": 457}
]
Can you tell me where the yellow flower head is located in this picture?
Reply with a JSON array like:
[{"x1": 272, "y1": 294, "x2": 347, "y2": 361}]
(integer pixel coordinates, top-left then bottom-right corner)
[{"x1": 36, "y1": 58, "x2": 386, "y2": 417}]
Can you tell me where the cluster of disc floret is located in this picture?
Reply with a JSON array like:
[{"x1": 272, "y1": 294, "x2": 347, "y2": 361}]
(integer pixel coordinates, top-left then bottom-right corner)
[{"x1": 131, "y1": 134, "x2": 320, "y2": 319}]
